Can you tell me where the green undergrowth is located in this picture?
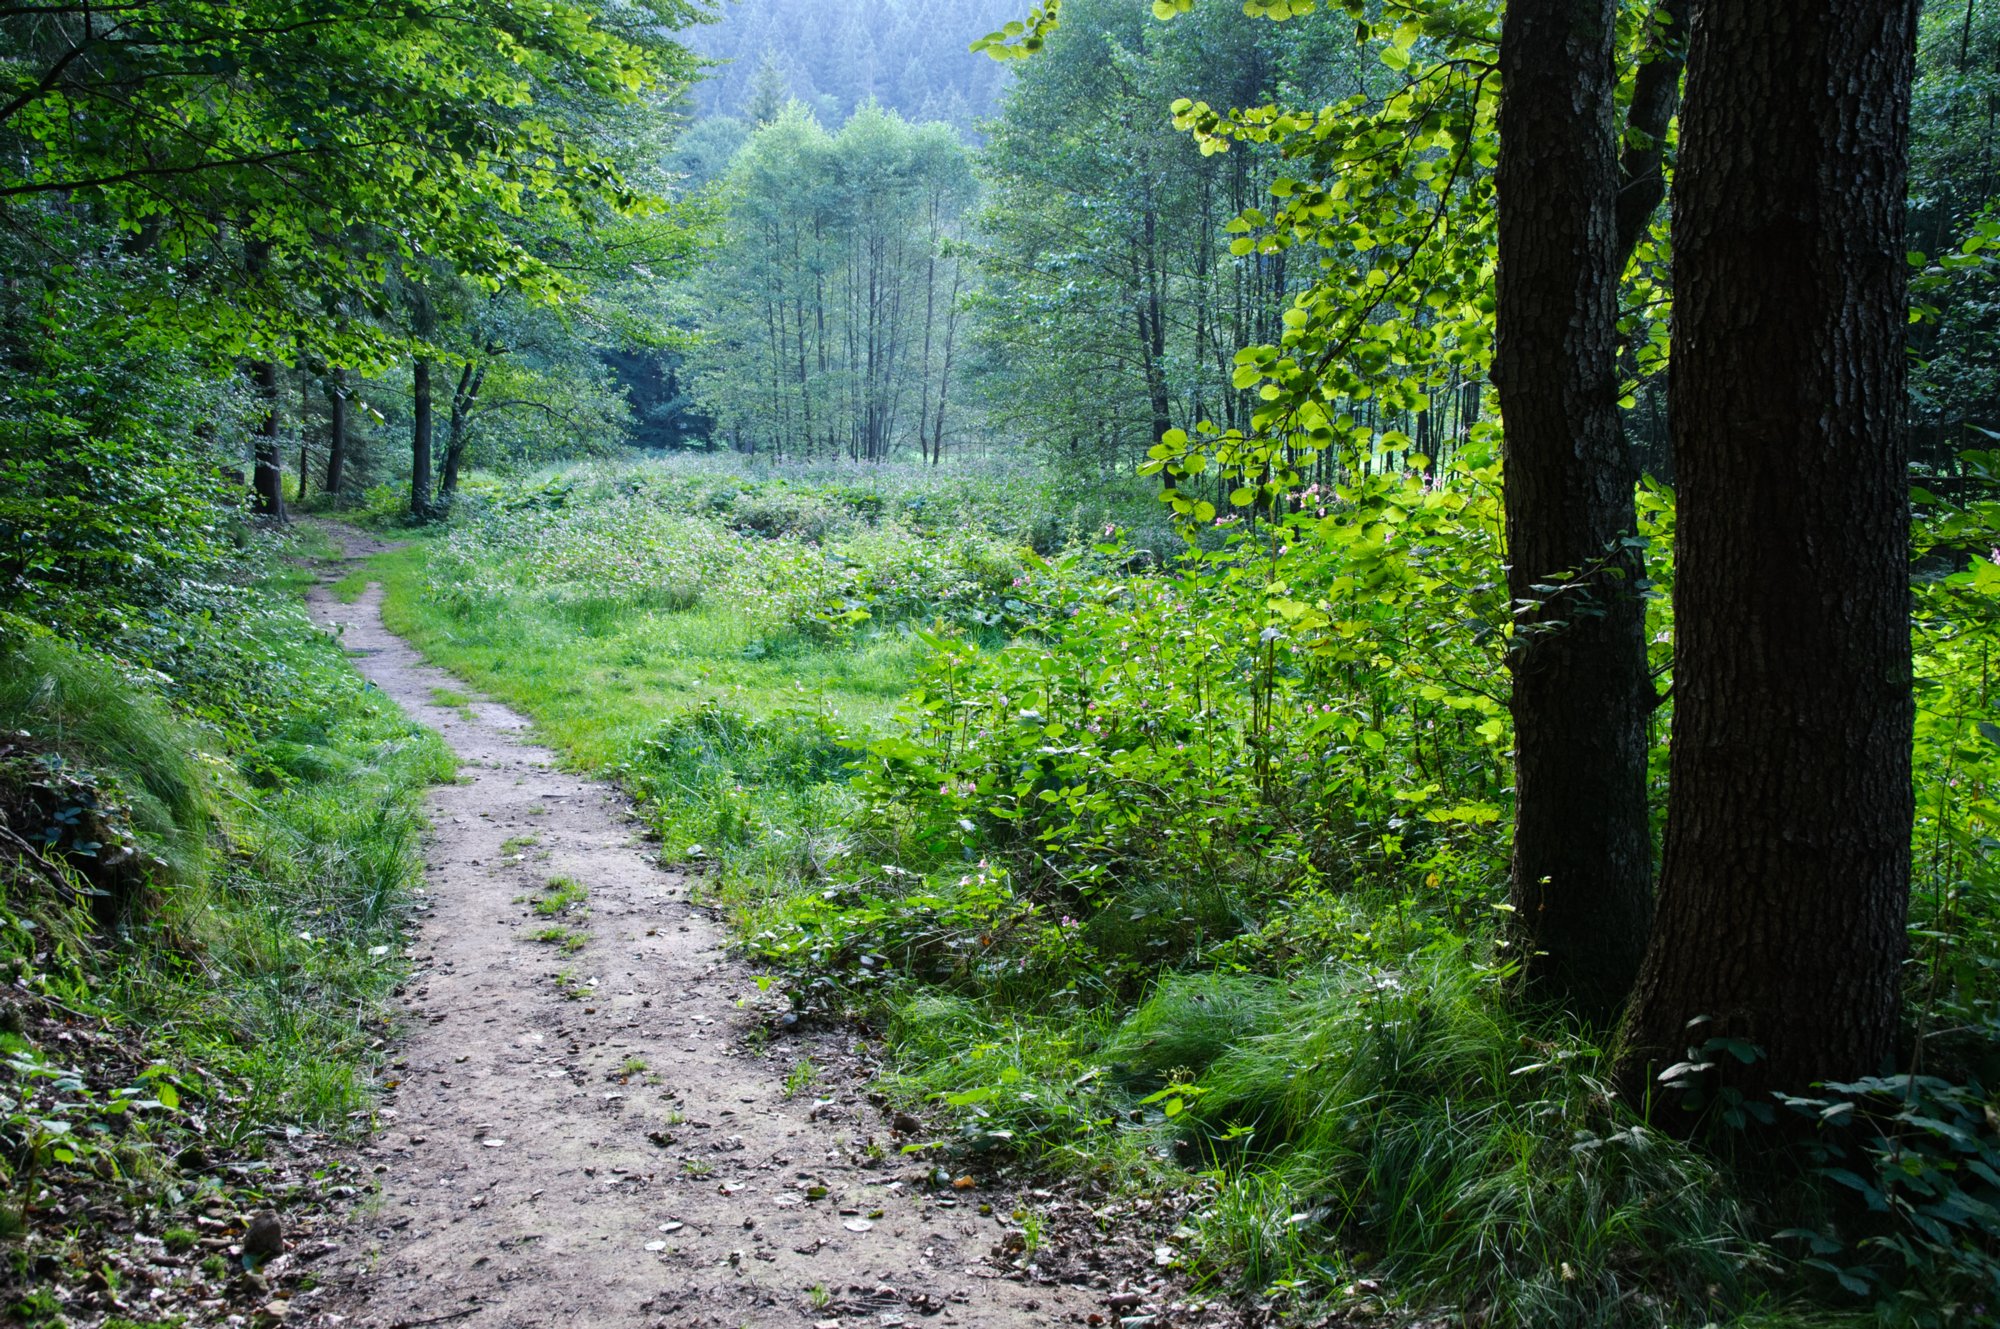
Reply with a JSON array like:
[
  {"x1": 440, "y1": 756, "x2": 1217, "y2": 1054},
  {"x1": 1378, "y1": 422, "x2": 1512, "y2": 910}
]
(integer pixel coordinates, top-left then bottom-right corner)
[
  {"x1": 1, "y1": 530, "x2": 451, "y2": 1244},
  {"x1": 372, "y1": 455, "x2": 2000, "y2": 1327}
]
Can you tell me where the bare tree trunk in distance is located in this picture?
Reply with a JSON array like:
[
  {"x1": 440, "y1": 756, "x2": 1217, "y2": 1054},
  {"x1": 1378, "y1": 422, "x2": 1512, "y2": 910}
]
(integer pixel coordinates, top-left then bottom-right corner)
[
  {"x1": 411, "y1": 358, "x2": 434, "y2": 520},
  {"x1": 324, "y1": 369, "x2": 349, "y2": 497},
  {"x1": 251, "y1": 358, "x2": 287, "y2": 520},
  {"x1": 1493, "y1": 0, "x2": 1651, "y2": 1017},
  {"x1": 1617, "y1": 0, "x2": 1919, "y2": 1107},
  {"x1": 438, "y1": 361, "x2": 486, "y2": 507}
]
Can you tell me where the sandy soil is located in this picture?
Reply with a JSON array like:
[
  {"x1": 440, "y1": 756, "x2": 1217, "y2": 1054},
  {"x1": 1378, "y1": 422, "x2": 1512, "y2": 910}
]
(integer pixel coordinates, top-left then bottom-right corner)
[{"x1": 303, "y1": 531, "x2": 1094, "y2": 1329}]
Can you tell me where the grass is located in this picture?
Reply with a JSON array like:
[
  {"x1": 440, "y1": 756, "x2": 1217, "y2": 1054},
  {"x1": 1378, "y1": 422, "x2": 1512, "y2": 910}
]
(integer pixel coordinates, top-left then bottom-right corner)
[
  {"x1": 0, "y1": 625, "x2": 218, "y2": 884},
  {"x1": 1, "y1": 594, "x2": 452, "y2": 1130},
  {"x1": 0, "y1": 525, "x2": 452, "y2": 1301},
  {"x1": 333, "y1": 459, "x2": 1938, "y2": 1327},
  {"x1": 533, "y1": 874, "x2": 589, "y2": 916},
  {"x1": 530, "y1": 925, "x2": 588, "y2": 953},
  {"x1": 328, "y1": 566, "x2": 372, "y2": 603},
  {"x1": 372, "y1": 540, "x2": 918, "y2": 771},
  {"x1": 429, "y1": 685, "x2": 476, "y2": 715}
]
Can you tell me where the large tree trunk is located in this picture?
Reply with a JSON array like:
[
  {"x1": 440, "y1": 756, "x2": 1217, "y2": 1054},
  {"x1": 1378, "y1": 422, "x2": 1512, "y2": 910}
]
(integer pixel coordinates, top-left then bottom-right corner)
[
  {"x1": 251, "y1": 358, "x2": 287, "y2": 520},
  {"x1": 1493, "y1": 0, "x2": 1651, "y2": 1017},
  {"x1": 1617, "y1": 0, "x2": 1918, "y2": 1106},
  {"x1": 324, "y1": 369, "x2": 348, "y2": 497},
  {"x1": 411, "y1": 358, "x2": 434, "y2": 520}
]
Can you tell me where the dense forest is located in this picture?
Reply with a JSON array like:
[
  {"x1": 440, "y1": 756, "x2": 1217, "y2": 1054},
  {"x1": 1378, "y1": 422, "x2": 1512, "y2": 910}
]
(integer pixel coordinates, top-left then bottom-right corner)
[
  {"x1": 687, "y1": 0, "x2": 1025, "y2": 131},
  {"x1": 5, "y1": 2, "x2": 2000, "y2": 1328}
]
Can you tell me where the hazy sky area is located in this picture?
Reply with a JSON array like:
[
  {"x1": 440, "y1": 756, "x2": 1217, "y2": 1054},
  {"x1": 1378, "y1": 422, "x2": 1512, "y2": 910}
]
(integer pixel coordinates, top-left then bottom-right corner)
[{"x1": 688, "y1": 0, "x2": 1026, "y2": 131}]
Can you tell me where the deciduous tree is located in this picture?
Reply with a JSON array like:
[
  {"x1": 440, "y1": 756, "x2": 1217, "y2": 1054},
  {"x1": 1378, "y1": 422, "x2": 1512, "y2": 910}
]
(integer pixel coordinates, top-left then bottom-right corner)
[{"x1": 1618, "y1": 0, "x2": 1920, "y2": 1103}]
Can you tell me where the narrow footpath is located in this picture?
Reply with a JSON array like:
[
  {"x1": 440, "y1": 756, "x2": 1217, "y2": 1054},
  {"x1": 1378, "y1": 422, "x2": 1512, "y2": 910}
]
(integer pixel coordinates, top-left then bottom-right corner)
[{"x1": 305, "y1": 532, "x2": 1086, "y2": 1329}]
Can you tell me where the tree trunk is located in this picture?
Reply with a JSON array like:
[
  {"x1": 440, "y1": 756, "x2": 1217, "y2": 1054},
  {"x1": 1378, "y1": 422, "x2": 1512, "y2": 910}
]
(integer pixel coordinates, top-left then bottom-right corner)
[
  {"x1": 324, "y1": 369, "x2": 348, "y2": 496},
  {"x1": 438, "y1": 361, "x2": 485, "y2": 506},
  {"x1": 296, "y1": 367, "x2": 310, "y2": 504},
  {"x1": 1614, "y1": 0, "x2": 1692, "y2": 271},
  {"x1": 1617, "y1": 0, "x2": 1918, "y2": 1106},
  {"x1": 1493, "y1": 0, "x2": 1651, "y2": 1016},
  {"x1": 251, "y1": 357, "x2": 287, "y2": 520},
  {"x1": 242, "y1": 238, "x2": 287, "y2": 520},
  {"x1": 411, "y1": 358, "x2": 434, "y2": 520}
]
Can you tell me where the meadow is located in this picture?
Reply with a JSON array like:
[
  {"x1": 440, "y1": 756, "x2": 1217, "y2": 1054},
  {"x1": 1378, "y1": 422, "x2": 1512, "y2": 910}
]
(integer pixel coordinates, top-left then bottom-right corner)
[{"x1": 359, "y1": 450, "x2": 2000, "y2": 1327}]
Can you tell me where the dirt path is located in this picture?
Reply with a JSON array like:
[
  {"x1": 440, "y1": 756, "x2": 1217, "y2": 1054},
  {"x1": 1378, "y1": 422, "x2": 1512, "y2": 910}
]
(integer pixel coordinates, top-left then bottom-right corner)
[{"x1": 304, "y1": 532, "x2": 1089, "y2": 1329}]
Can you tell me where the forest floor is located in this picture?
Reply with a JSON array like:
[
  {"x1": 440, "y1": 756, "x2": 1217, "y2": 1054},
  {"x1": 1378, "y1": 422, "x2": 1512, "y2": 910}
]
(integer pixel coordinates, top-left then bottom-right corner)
[{"x1": 299, "y1": 527, "x2": 1187, "y2": 1329}]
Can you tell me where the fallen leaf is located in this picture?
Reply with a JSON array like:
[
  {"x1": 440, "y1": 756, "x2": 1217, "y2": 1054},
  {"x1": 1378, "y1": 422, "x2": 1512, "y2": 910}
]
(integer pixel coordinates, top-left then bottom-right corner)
[{"x1": 843, "y1": 1219, "x2": 874, "y2": 1232}]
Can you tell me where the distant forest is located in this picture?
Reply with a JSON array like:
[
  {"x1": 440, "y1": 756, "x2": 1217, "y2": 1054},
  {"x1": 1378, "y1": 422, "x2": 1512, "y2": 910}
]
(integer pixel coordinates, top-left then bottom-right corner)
[{"x1": 688, "y1": 0, "x2": 1023, "y2": 131}]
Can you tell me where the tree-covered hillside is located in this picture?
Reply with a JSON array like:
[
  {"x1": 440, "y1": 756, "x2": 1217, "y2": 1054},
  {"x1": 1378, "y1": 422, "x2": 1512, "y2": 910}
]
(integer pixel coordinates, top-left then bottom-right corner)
[{"x1": 689, "y1": 0, "x2": 1025, "y2": 131}]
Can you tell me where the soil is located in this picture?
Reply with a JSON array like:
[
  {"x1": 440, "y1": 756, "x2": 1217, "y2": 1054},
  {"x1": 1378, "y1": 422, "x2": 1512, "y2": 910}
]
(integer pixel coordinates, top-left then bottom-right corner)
[{"x1": 301, "y1": 530, "x2": 1115, "y2": 1329}]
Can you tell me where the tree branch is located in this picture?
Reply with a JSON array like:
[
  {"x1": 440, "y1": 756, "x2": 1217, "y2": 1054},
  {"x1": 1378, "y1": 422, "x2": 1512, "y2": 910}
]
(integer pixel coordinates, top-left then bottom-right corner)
[{"x1": 1612, "y1": 0, "x2": 1691, "y2": 272}]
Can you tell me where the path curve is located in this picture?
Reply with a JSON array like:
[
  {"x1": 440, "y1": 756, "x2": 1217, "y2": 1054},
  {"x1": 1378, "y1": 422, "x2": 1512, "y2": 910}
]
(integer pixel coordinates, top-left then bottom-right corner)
[{"x1": 306, "y1": 530, "x2": 1085, "y2": 1329}]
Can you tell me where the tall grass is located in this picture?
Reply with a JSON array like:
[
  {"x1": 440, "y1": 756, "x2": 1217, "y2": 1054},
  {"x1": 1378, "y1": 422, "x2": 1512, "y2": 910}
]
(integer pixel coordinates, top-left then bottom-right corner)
[
  {"x1": 1112, "y1": 961, "x2": 1770, "y2": 1326},
  {"x1": 0, "y1": 555, "x2": 452, "y2": 1131},
  {"x1": 361, "y1": 458, "x2": 1898, "y2": 1326},
  {"x1": 0, "y1": 623, "x2": 217, "y2": 882}
]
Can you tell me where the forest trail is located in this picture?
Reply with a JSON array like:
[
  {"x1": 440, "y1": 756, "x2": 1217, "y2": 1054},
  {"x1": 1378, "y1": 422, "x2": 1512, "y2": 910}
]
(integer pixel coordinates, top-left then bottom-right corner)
[{"x1": 303, "y1": 529, "x2": 1086, "y2": 1329}]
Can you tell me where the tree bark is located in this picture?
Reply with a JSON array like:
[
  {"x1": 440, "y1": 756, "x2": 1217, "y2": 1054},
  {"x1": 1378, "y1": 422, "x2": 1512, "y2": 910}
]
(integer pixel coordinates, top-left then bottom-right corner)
[
  {"x1": 1617, "y1": 0, "x2": 1918, "y2": 1106},
  {"x1": 324, "y1": 368, "x2": 348, "y2": 497},
  {"x1": 251, "y1": 357, "x2": 287, "y2": 520},
  {"x1": 243, "y1": 239, "x2": 286, "y2": 520},
  {"x1": 438, "y1": 361, "x2": 486, "y2": 506},
  {"x1": 1494, "y1": 0, "x2": 1652, "y2": 1016},
  {"x1": 411, "y1": 358, "x2": 434, "y2": 520}
]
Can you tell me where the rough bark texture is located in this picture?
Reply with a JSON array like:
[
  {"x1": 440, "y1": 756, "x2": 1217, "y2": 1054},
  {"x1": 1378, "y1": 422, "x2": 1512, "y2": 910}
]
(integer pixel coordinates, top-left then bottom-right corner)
[
  {"x1": 1494, "y1": 0, "x2": 1653, "y2": 1016},
  {"x1": 437, "y1": 361, "x2": 485, "y2": 505},
  {"x1": 1617, "y1": 0, "x2": 1918, "y2": 1105},
  {"x1": 251, "y1": 357, "x2": 286, "y2": 520},
  {"x1": 410, "y1": 358, "x2": 434, "y2": 520}
]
